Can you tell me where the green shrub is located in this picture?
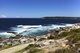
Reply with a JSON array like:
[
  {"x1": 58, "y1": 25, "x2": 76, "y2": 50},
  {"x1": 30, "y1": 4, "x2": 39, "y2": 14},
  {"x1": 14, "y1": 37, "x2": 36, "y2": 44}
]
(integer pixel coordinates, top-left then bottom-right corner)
[
  {"x1": 47, "y1": 35, "x2": 54, "y2": 39},
  {"x1": 25, "y1": 44, "x2": 40, "y2": 50},
  {"x1": 56, "y1": 32, "x2": 69, "y2": 39},
  {"x1": 38, "y1": 38, "x2": 46, "y2": 41},
  {"x1": 28, "y1": 48, "x2": 43, "y2": 53},
  {"x1": 66, "y1": 33, "x2": 80, "y2": 43},
  {"x1": 54, "y1": 28, "x2": 80, "y2": 40},
  {"x1": 54, "y1": 48, "x2": 76, "y2": 53},
  {"x1": 15, "y1": 44, "x2": 41, "y2": 53}
]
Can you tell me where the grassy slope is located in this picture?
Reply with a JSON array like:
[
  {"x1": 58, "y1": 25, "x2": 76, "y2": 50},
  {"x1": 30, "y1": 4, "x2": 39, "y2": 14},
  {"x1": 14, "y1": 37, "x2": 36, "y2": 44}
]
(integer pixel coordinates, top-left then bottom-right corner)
[{"x1": 16, "y1": 28, "x2": 80, "y2": 53}]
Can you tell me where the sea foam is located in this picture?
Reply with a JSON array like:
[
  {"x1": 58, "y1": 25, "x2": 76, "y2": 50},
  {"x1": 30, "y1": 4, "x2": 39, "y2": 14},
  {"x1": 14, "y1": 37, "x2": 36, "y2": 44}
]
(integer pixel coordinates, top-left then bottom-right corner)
[{"x1": 0, "y1": 24, "x2": 73, "y2": 38}]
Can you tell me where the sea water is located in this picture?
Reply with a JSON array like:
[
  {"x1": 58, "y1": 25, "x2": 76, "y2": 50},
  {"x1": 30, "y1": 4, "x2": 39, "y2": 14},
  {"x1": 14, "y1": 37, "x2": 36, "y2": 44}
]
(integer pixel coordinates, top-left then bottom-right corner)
[{"x1": 0, "y1": 18, "x2": 79, "y2": 38}]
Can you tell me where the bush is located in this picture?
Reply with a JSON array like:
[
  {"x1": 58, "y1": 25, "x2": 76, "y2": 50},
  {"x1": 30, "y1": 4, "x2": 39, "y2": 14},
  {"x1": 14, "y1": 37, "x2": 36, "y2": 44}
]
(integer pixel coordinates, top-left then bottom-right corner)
[
  {"x1": 47, "y1": 35, "x2": 54, "y2": 39},
  {"x1": 54, "y1": 48, "x2": 76, "y2": 53},
  {"x1": 38, "y1": 38, "x2": 46, "y2": 41},
  {"x1": 56, "y1": 32, "x2": 69, "y2": 39},
  {"x1": 28, "y1": 48, "x2": 43, "y2": 53},
  {"x1": 66, "y1": 33, "x2": 80, "y2": 43},
  {"x1": 54, "y1": 28, "x2": 80, "y2": 40},
  {"x1": 15, "y1": 44, "x2": 41, "y2": 53},
  {"x1": 25, "y1": 44, "x2": 40, "y2": 50}
]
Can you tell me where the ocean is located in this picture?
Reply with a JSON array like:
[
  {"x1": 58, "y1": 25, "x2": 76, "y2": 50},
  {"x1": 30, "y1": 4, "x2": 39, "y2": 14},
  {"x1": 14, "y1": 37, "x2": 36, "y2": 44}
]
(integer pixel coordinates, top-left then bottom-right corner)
[
  {"x1": 0, "y1": 18, "x2": 80, "y2": 31},
  {"x1": 0, "y1": 18, "x2": 80, "y2": 38}
]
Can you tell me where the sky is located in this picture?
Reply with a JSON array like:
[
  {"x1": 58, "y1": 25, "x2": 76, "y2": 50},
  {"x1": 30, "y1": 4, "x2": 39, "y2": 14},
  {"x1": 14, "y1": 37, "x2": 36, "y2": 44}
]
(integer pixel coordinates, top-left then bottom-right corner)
[{"x1": 0, "y1": 0, "x2": 80, "y2": 18}]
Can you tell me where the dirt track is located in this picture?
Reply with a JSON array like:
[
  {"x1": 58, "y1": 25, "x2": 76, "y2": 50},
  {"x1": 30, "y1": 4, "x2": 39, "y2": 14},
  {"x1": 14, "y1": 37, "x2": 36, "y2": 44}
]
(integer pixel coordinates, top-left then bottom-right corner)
[{"x1": 0, "y1": 42, "x2": 34, "y2": 53}]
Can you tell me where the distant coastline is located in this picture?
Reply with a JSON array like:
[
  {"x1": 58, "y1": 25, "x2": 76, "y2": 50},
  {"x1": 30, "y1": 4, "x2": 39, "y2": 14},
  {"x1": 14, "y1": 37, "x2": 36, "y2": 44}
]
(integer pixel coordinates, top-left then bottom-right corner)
[
  {"x1": 43, "y1": 16, "x2": 80, "y2": 19},
  {"x1": 0, "y1": 16, "x2": 80, "y2": 18}
]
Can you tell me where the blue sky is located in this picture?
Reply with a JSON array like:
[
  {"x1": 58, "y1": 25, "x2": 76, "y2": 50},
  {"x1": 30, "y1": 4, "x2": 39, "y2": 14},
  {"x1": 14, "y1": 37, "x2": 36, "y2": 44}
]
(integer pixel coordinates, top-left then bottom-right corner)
[{"x1": 0, "y1": 0, "x2": 80, "y2": 18}]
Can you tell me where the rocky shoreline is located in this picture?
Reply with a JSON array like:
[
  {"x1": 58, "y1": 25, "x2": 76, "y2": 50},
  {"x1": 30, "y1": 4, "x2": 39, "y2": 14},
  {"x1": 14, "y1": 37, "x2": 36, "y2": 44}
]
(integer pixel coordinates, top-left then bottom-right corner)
[{"x1": 0, "y1": 23, "x2": 80, "y2": 53}]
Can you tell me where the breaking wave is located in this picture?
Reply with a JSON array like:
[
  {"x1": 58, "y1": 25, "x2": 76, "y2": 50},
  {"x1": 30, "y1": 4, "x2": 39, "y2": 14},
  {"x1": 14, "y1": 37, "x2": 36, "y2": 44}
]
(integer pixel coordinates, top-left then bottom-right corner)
[{"x1": 0, "y1": 24, "x2": 73, "y2": 38}]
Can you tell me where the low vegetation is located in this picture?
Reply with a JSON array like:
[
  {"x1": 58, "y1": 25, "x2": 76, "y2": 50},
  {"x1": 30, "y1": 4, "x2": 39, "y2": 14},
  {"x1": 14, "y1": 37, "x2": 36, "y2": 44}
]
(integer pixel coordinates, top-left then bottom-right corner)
[
  {"x1": 15, "y1": 44, "x2": 41, "y2": 53},
  {"x1": 53, "y1": 48, "x2": 77, "y2": 53},
  {"x1": 14, "y1": 28, "x2": 80, "y2": 53},
  {"x1": 27, "y1": 48, "x2": 44, "y2": 53},
  {"x1": 38, "y1": 38, "x2": 46, "y2": 41}
]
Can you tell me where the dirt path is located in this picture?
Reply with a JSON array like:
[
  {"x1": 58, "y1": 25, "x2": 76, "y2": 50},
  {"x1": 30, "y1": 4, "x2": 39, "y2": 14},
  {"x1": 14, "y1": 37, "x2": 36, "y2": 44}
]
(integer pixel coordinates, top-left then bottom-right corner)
[{"x1": 0, "y1": 42, "x2": 34, "y2": 53}]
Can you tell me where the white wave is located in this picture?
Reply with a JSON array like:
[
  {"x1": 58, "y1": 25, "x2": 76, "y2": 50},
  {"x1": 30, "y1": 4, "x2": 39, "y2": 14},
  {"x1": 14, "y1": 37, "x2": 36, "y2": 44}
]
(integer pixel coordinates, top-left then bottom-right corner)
[
  {"x1": 0, "y1": 24, "x2": 74, "y2": 38},
  {"x1": 0, "y1": 32, "x2": 16, "y2": 38},
  {"x1": 11, "y1": 24, "x2": 73, "y2": 35},
  {"x1": 65, "y1": 24, "x2": 74, "y2": 27},
  {"x1": 17, "y1": 25, "x2": 42, "y2": 29},
  {"x1": 11, "y1": 25, "x2": 43, "y2": 34}
]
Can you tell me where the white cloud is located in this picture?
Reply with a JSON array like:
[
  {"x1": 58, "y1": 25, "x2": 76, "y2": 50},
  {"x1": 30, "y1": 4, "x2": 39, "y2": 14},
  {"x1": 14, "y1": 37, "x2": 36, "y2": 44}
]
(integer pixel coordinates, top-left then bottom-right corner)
[{"x1": 0, "y1": 15, "x2": 7, "y2": 18}]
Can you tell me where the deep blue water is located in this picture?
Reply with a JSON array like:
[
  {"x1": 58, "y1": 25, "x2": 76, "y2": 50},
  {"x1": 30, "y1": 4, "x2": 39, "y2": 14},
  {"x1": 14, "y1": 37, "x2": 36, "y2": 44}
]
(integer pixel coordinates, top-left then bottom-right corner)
[{"x1": 0, "y1": 18, "x2": 80, "y2": 31}]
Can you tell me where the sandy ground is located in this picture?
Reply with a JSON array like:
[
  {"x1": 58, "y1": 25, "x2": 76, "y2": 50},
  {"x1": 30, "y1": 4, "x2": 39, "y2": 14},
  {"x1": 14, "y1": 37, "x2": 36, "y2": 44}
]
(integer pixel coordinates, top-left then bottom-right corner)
[{"x1": 0, "y1": 42, "x2": 34, "y2": 53}]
